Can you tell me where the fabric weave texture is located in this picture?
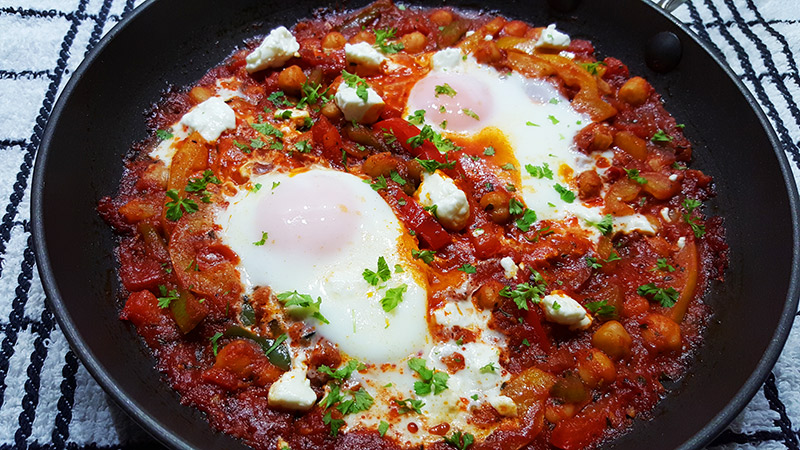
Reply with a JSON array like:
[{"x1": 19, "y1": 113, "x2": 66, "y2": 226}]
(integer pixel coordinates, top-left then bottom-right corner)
[{"x1": 0, "y1": 0, "x2": 798, "y2": 448}]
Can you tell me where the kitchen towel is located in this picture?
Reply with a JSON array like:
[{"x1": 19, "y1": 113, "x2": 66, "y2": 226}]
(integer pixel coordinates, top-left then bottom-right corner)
[{"x1": 0, "y1": 0, "x2": 798, "y2": 448}]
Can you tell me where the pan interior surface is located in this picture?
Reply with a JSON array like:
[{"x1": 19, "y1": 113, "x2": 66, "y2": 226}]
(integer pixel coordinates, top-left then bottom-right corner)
[{"x1": 31, "y1": 0, "x2": 799, "y2": 449}]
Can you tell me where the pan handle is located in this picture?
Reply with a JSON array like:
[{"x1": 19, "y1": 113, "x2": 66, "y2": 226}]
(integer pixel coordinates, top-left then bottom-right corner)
[{"x1": 652, "y1": 0, "x2": 687, "y2": 13}]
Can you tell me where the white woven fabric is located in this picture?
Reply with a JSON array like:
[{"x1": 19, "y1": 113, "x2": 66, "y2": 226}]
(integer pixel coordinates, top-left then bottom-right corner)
[{"x1": 0, "y1": 0, "x2": 797, "y2": 448}]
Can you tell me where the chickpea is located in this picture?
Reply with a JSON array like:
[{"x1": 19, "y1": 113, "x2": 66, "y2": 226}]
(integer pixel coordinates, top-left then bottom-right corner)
[
  {"x1": 277, "y1": 65, "x2": 306, "y2": 96},
  {"x1": 592, "y1": 320, "x2": 632, "y2": 359},
  {"x1": 473, "y1": 280, "x2": 504, "y2": 310},
  {"x1": 400, "y1": 31, "x2": 427, "y2": 54},
  {"x1": 362, "y1": 152, "x2": 400, "y2": 179},
  {"x1": 320, "y1": 101, "x2": 342, "y2": 120},
  {"x1": 574, "y1": 123, "x2": 613, "y2": 153},
  {"x1": 429, "y1": 9, "x2": 453, "y2": 26},
  {"x1": 474, "y1": 41, "x2": 502, "y2": 65},
  {"x1": 576, "y1": 349, "x2": 616, "y2": 388},
  {"x1": 619, "y1": 76, "x2": 651, "y2": 106},
  {"x1": 350, "y1": 30, "x2": 376, "y2": 44},
  {"x1": 641, "y1": 313, "x2": 682, "y2": 353},
  {"x1": 321, "y1": 31, "x2": 346, "y2": 50},
  {"x1": 576, "y1": 170, "x2": 603, "y2": 199},
  {"x1": 479, "y1": 191, "x2": 512, "y2": 224},
  {"x1": 502, "y1": 20, "x2": 528, "y2": 37}
]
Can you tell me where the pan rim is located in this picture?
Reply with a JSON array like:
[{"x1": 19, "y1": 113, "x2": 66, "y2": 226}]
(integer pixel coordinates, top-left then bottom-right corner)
[{"x1": 30, "y1": 1, "x2": 800, "y2": 449}]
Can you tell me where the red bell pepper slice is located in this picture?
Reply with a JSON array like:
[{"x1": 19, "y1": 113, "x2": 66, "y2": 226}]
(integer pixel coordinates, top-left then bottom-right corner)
[
  {"x1": 382, "y1": 183, "x2": 450, "y2": 250},
  {"x1": 525, "y1": 304, "x2": 551, "y2": 353},
  {"x1": 312, "y1": 115, "x2": 345, "y2": 163},
  {"x1": 373, "y1": 118, "x2": 444, "y2": 163}
]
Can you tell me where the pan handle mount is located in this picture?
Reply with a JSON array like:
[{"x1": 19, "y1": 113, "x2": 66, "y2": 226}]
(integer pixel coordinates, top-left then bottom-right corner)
[{"x1": 652, "y1": 0, "x2": 687, "y2": 13}]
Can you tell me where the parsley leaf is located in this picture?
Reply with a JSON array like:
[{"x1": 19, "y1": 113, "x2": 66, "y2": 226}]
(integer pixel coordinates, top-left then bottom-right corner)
[
  {"x1": 297, "y1": 81, "x2": 331, "y2": 108},
  {"x1": 156, "y1": 285, "x2": 179, "y2": 309},
  {"x1": 363, "y1": 256, "x2": 391, "y2": 286},
  {"x1": 390, "y1": 170, "x2": 407, "y2": 185},
  {"x1": 322, "y1": 411, "x2": 345, "y2": 437},
  {"x1": 336, "y1": 388, "x2": 375, "y2": 416},
  {"x1": 579, "y1": 61, "x2": 606, "y2": 75},
  {"x1": 251, "y1": 120, "x2": 284, "y2": 139},
  {"x1": 500, "y1": 277, "x2": 547, "y2": 310},
  {"x1": 547, "y1": 115, "x2": 560, "y2": 125},
  {"x1": 458, "y1": 263, "x2": 477, "y2": 274},
  {"x1": 625, "y1": 168, "x2": 648, "y2": 185},
  {"x1": 407, "y1": 109, "x2": 426, "y2": 125},
  {"x1": 319, "y1": 360, "x2": 366, "y2": 380},
  {"x1": 682, "y1": 198, "x2": 705, "y2": 237},
  {"x1": 585, "y1": 256, "x2": 602, "y2": 269},
  {"x1": 233, "y1": 140, "x2": 251, "y2": 153},
  {"x1": 408, "y1": 358, "x2": 449, "y2": 395},
  {"x1": 155, "y1": 129, "x2": 173, "y2": 140},
  {"x1": 605, "y1": 251, "x2": 621, "y2": 263},
  {"x1": 587, "y1": 214, "x2": 614, "y2": 235},
  {"x1": 637, "y1": 283, "x2": 680, "y2": 307},
  {"x1": 276, "y1": 290, "x2": 330, "y2": 323},
  {"x1": 516, "y1": 209, "x2": 538, "y2": 232},
  {"x1": 415, "y1": 158, "x2": 455, "y2": 173},
  {"x1": 443, "y1": 431, "x2": 475, "y2": 450},
  {"x1": 209, "y1": 332, "x2": 223, "y2": 356},
  {"x1": 508, "y1": 198, "x2": 524, "y2": 215},
  {"x1": 683, "y1": 198, "x2": 702, "y2": 212},
  {"x1": 553, "y1": 183, "x2": 576, "y2": 203},
  {"x1": 380, "y1": 284, "x2": 408, "y2": 312},
  {"x1": 374, "y1": 27, "x2": 404, "y2": 54},
  {"x1": 501, "y1": 162, "x2": 516, "y2": 171},
  {"x1": 165, "y1": 189, "x2": 198, "y2": 221},
  {"x1": 434, "y1": 83, "x2": 457, "y2": 97},
  {"x1": 294, "y1": 140, "x2": 311, "y2": 153},
  {"x1": 483, "y1": 146, "x2": 495, "y2": 156},
  {"x1": 412, "y1": 249, "x2": 436, "y2": 264},
  {"x1": 584, "y1": 299, "x2": 616, "y2": 317},
  {"x1": 479, "y1": 363, "x2": 497, "y2": 374},
  {"x1": 378, "y1": 421, "x2": 389, "y2": 437},
  {"x1": 342, "y1": 70, "x2": 370, "y2": 102},
  {"x1": 395, "y1": 398, "x2": 425, "y2": 414},
  {"x1": 267, "y1": 90, "x2": 293, "y2": 107},
  {"x1": 462, "y1": 108, "x2": 480, "y2": 120},
  {"x1": 653, "y1": 257, "x2": 676, "y2": 272},
  {"x1": 407, "y1": 125, "x2": 460, "y2": 153},
  {"x1": 253, "y1": 231, "x2": 268, "y2": 246},
  {"x1": 525, "y1": 162, "x2": 554, "y2": 179},
  {"x1": 652, "y1": 129, "x2": 674, "y2": 142},
  {"x1": 370, "y1": 175, "x2": 388, "y2": 191}
]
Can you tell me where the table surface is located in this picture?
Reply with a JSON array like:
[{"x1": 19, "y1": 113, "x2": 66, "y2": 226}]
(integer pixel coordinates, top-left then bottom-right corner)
[{"x1": 0, "y1": 0, "x2": 798, "y2": 449}]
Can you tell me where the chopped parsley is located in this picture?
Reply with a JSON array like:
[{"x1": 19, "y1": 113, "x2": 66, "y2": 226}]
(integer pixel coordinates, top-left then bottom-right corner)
[
  {"x1": 378, "y1": 421, "x2": 390, "y2": 437},
  {"x1": 272, "y1": 181, "x2": 280, "y2": 190},
  {"x1": 380, "y1": 284, "x2": 408, "y2": 312},
  {"x1": 625, "y1": 168, "x2": 648, "y2": 185},
  {"x1": 395, "y1": 398, "x2": 425, "y2": 414},
  {"x1": 683, "y1": 198, "x2": 702, "y2": 212},
  {"x1": 605, "y1": 251, "x2": 621, "y2": 263},
  {"x1": 363, "y1": 256, "x2": 391, "y2": 286},
  {"x1": 587, "y1": 214, "x2": 614, "y2": 235},
  {"x1": 369, "y1": 175, "x2": 388, "y2": 191},
  {"x1": 155, "y1": 129, "x2": 173, "y2": 140},
  {"x1": 652, "y1": 129, "x2": 674, "y2": 142},
  {"x1": 407, "y1": 109, "x2": 426, "y2": 125},
  {"x1": 374, "y1": 27, "x2": 404, "y2": 53},
  {"x1": 443, "y1": 430, "x2": 475, "y2": 450},
  {"x1": 322, "y1": 410, "x2": 345, "y2": 437},
  {"x1": 458, "y1": 263, "x2": 477, "y2": 274},
  {"x1": 500, "y1": 274, "x2": 546, "y2": 310},
  {"x1": 267, "y1": 90, "x2": 293, "y2": 107},
  {"x1": 412, "y1": 249, "x2": 436, "y2": 264},
  {"x1": 526, "y1": 121, "x2": 540, "y2": 127},
  {"x1": 579, "y1": 61, "x2": 606, "y2": 75},
  {"x1": 263, "y1": 333, "x2": 287, "y2": 357},
  {"x1": 341, "y1": 70, "x2": 370, "y2": 102},
  {"x1": 637, "y1": 283, "x2": 680, "y2": 307},
  {"x1": 553, "y1": 184, "x2": 576, "y2": 203},
  {"x1": 251, "y1": 120, "x2": 284, "y2": 139},
  {"x1": 525, "y1": 162, "x2": 554, "y2": 180},
  {"x1": 276, "y1": 290, "x2": 330, "y2": 323},
  {"x1": 515, "y1": 209, "x2": 537, "y2": 232},
  {"x1": 297, "y1": 81, "x2": 331, "y2": 108},
  {"x1": 209, "y1": 332, "x2": 223, "y2": 356},
  {"x1": 233, "y1": 140, "x2": 251, "y2": 153},
  {"x1": 165, "y1": 189, "x2": 198, "y2": 221},
  {"x1": 483, "y1": 146, "x2": 495, "y2": 156},
  {"x1": 584, "y1": 299, "x2": 616, "y2": 317},
  {"x1": 549, "y1": 98, "x2": 560, "y2": 105},
  {"x1": 585, "y1": 256, "x2": 602, "y2": 270},
  {"x1": 501, "y1": 162, "x2": 516, "y2": 171},
  {"x1": 319, "y1": 360, "x2": 366, "y2": 380},
  {"x1": 423, "y1": 204, "x2": 439, "y2": 217},
  {"x1": 682, "y1": 198, "x2": 706, "y2": 237},
  {"x1": 156, "y1": 285, "x2": 179, "y2": 309},
  {"x1": 250, "y1": 183, "x2": 262, "y2": 193},
  {"x1": 294, "y1": 140, "x2": 311, "y2": 153},
  {"x1": 252, "y1": 231, "x2": 268, "y2": 246},
  {"x1": 185, "y1": 170, "x2": 221, "y2": 203},
  {"x1": 390, "y1": 170, "x2": 407, "y2": 186},
  {"x1": 434, "y1": 83, "x2": 457, "y2": 97},
  {"x1": 508, "y1": 198, "x2": 525, "y2": 215},
  {"x1": 548, "y1": 115, "x2": 560, "y2": 125},
  {"x1": 462, "y1": 108, "x2": 480, "y2": 120},
  {"x1": 653, "y1": 257, "x2": 676, "y2": 272},
  {"x1": 407, "y1": 125, "x2": 460, "y2": 153},
  {"x1": 415, "y1": 158, "x2": 455, "y2": 173},
  {"x1": 479, "y1": 363, "x2": 497, "y2": 374},
  {"x1": 408, "y1": 358, "x2": 449, "y2": 395}
]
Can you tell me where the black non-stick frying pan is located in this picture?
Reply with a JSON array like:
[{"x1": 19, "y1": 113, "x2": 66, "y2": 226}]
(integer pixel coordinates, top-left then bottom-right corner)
[{"x1": 31, "y1": 0, "x2": 800, "y2": 449}]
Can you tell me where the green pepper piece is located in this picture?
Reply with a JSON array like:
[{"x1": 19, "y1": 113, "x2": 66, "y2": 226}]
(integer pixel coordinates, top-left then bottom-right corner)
[{"x1": 223, "y1": 325, "x2": 291, "y2": 370}]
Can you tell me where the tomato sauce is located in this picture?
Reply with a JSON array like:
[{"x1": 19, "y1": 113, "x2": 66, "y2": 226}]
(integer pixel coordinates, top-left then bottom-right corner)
[{"x1": 101, "y1": 1, "x2": 727, "y2": 449}]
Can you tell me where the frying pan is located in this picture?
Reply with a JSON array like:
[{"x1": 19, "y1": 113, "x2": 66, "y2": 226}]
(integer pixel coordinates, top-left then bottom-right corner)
[{"x1": 31, "y1": 0, "x2": 800, "y2": 449}]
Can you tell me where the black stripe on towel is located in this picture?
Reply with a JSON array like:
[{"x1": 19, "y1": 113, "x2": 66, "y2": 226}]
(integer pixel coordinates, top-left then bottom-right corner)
[{"x1": 52, "y1": 351, "x2": 79, "y2": 450}]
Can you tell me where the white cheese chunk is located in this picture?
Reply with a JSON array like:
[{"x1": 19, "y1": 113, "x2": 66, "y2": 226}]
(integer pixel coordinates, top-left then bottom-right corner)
[
  {"x1": 268, "y1": 367, "x2": 317, "y2": 411},
  {"x1": 488, "y1": 395, "x2": 518, "y2": 417},
  {"x1": 669, "y1": 174, "x2": 679, "y2": 181},
  {"x1": 334, "y1": 81, "x2": 385, "y2": 124},
  {"x1": 677, "y1": 236, "x2": 686, "y2": 249},
  {"x1": 344, "y1": 42, "x2": 386, "y2": 69},
  {"x1": 535, "y1": 24, "x2": 571, "y2": 49},
  {"x1": 179, "y1": 97, "x2": 236, "y2": 142},
  {"x1": 416, "y1": 170, "x2": 470, "y2": 231},
  {"x1": 500, "y1": 256, "x2": 518, "y2": 279},
  {"x1": 245, "y1": 26, "x2": 300, "y2": 73},
  {"x1": 541, "y1": 291, "x2": 591, "y2": 329},
  {"x1": 660, "y1": 207, "x2": 672, "y2": 222},
  {"x1": 614, "y1": 214, "x2": 656, "y2": 235},
  {"x1": 431, "y1": 48, "x2": 464, "y2": 71}
]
